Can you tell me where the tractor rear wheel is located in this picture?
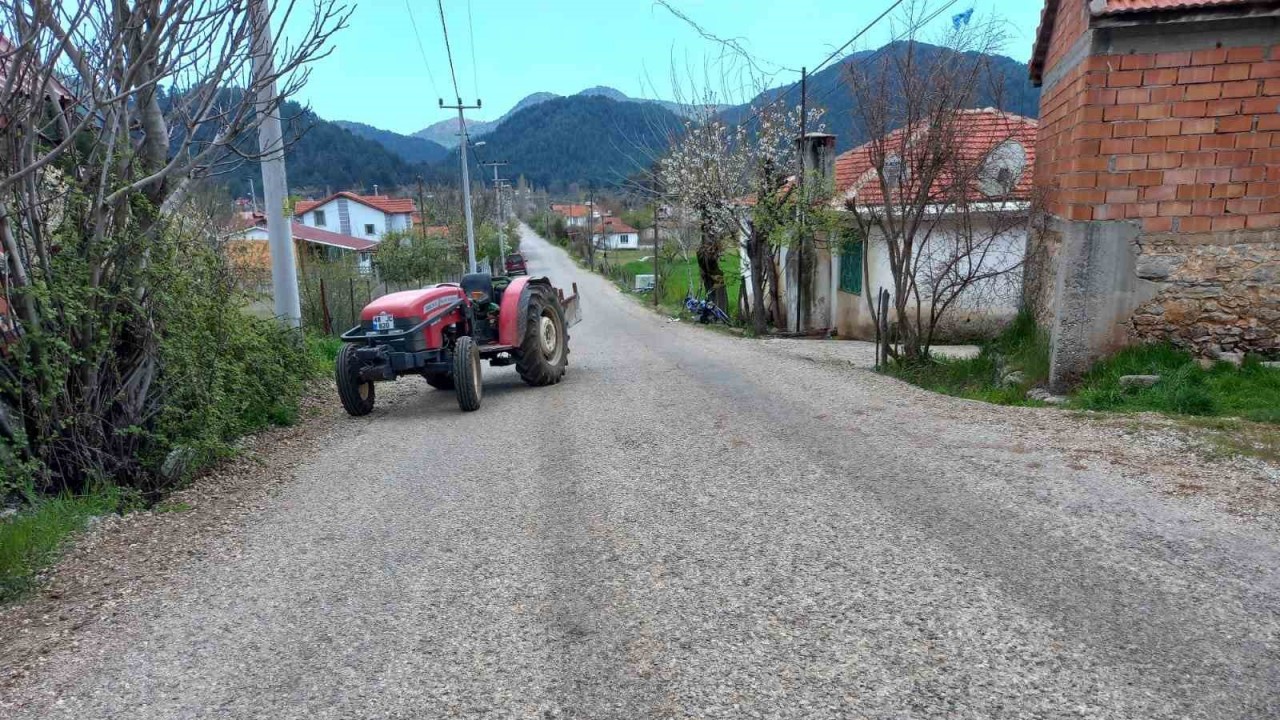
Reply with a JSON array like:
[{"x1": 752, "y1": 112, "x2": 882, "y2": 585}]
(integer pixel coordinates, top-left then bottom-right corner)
[
  {"x1": 516, "y1": 287, "x2": 568, "y2": 387},
  {"x1": 423, "y1": 372, "x2": 454, "y2": 390},
  {"x1": 336, "y1": 344, "x2": 375, "y2": 416},
  {"x1": 453, "y1": 335, "x2": 482, "y2": 411}
]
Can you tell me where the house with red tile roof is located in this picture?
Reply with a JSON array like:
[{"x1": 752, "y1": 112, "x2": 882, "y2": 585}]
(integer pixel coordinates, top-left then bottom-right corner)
[
  {"x1": 225, "y1": 212, "x2": 380, "y2": 278},
  {"x1": 293, "y1": 191, "x2": 417, "y2": 242},
  {"x1": 550, "y1": 203, "x2": 600, "y2": 228},
  {"x1": 760, "y1": 112, "x2": 1038, "y2": 339},
  {"x1": 590, "y1": 217, "x2": 640, "y2": 250},
  {"x1": 1026, "y1": 0, "x2": 1280, "y2": 388}
]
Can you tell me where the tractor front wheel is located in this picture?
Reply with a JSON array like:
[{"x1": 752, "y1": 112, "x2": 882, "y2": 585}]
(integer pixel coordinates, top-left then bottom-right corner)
[
  {"x1": 516, "y1": 288, "x2": 568, "y2": 387},
  {"x1": 336, "y1": 344, "x2": 375, "y2": 416},
  {"x1": 453, "y1": 335, "x2": 483, "y2": 412}
]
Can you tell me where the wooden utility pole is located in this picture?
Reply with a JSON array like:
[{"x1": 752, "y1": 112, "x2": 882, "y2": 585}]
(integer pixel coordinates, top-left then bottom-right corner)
[
  {"x1": 250, "y1": 0, "x2": 300, "y2": 327},
  {"x1": 440, "y1": 97, "x2": 482, "y2": 273}
]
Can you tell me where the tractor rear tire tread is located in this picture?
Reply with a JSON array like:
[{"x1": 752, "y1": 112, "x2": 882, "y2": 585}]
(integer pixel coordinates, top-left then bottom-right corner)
[
  {"x1": 336, "y1": 344, "x2": 376, "y2": 416},
  {"x1": 516, "y1": 286, "x2": 569, "y2": 387},
  {"x1": 453, "y1": 336, "x2": 483, "y2": 411}
]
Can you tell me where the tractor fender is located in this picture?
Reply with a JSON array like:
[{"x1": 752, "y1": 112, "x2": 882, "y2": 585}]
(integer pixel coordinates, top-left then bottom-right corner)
[
  {"x1": 498, "y1": 276, "x2": 557, "y2": 348},
  {"x1": 497, "y1": 276, "x2": 531, "y2": 347}
]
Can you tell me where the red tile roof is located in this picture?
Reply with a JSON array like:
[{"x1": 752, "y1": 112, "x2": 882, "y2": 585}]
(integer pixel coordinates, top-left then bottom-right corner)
[
  {"x1": 593, "y1": 217, "x2": 638, "y2": 234},
  {"x1": 1094, "y1": 0, "x2": 1260, "y2": 13},
  {"x1": 289, "y1": 222, "x2": 378, "y2": 251},
  {"x1": 833, "y1": 109, "x2": 1038, "y2": 208},
  {"x1": 232, "y1": 215, "x2": 377, "y2": 251},
  {"x1": 1031, "y1": 0, "x2": 1269, "y2": 83},
  {"x1": 295, "y1": 191, "x2": 416, "y2": 217},
  {"x1": 551, "y1": 203, "x2": 592, "y2": 218}
]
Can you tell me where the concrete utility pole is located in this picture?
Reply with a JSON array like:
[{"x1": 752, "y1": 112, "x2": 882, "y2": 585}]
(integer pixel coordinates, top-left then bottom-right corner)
[
  {"x1": 795, "y1": 66, "x2": 807, "y2": 333},
  {"x1": 440, "y1": 97, "x2": 482, "y2": 273},
  {"x1": 481, "y1": 159, "x2": 509, "y2": 266},
  {"x1": 250, "y1": 0, "x2": 301, "y2": 327}
]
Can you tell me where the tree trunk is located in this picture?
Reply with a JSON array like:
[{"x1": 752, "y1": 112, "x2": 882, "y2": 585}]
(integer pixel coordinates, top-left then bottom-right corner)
[
  {"x1": 696, "y1": 236, "x2": 727, "y2": 310},
  {"x1": 747, "y1": 228, "x2": 767, "y2": 334}
]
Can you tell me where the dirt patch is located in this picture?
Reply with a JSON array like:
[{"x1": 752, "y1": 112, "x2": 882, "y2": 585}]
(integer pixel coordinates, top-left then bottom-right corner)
[{"x1": 0, "y1": 378, "x2": 424, "y2": 689}]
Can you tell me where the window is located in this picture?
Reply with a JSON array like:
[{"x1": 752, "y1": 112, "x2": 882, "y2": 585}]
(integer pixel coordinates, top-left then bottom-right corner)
[
  {"x1": 313, "y1": 210, "x2": 326, "y2": 227},
  {"x1": 364, "y1": 223, "x2": 376, "y2": 235},
  {"x1": 839, "y1": 236, "x2": 864, "y2": 295}
]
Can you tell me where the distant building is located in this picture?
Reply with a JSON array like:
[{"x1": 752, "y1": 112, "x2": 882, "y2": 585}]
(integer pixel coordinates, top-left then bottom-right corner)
[
  {"x1": 225, "y1": 212, "x2": 379, "y2": 276},
  {"x1": 551, "y1": 203, "x2": 599, "y2": 228},
  {"x1": 294, "y1": 191, "x2": 417, "y2": 241},
  {"x1": 592, "y1": 217, "x2": 640, "y2": 250}
]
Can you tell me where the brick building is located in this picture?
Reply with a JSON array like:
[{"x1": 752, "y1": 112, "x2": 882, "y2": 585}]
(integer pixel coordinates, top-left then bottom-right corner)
[{"x1": 1027, "y1": 0, "x2": 1280, "y2": 388}]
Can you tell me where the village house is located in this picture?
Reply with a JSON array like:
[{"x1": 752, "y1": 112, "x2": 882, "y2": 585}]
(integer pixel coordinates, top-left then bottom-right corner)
[
  {"x1": 756, "y1": 110, "x2": 1037, "y2": 339},
  {"x1": 225, "y1": 213, "x2": 379, "y2": 281},
  {"x1": 1027, "y1": 0, "x2": 1280, "y2": 388},
  {"x1": 551, "y1": 203, "x2": 599, "y2": 228},
  {"x1": 294, "y1": 191, "x2": 417, "y2": 241},
  {"x1": 591, "y1": 217, "x2": 640, "y2": 250}
]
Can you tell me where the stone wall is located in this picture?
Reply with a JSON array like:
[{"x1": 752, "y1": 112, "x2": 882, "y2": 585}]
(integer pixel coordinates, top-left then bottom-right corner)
[{"x1": 1131, "y1": 234, "x2": 1280, "y2": 358}]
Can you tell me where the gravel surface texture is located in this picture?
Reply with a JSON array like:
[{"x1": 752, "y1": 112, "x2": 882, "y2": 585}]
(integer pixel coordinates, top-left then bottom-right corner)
[{"x1": 2, "y1": 225, "x2": 1278, "y2": 719}]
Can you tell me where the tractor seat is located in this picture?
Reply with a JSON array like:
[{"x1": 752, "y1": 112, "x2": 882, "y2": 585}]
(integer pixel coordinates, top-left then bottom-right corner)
[{"x1": 461, "y1": 273, "x2": 494, "y2": 305}]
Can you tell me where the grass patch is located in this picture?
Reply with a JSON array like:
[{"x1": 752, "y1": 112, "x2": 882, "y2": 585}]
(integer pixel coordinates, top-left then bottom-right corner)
[
  {"x1": 885, "y1": 311, "x2": 1050, "y2": 405},
  {"x1": 307, "y1": 333, "x2": 343, "y2": 375},
  {"x1": 0, "y1": 487, "x2": 133, "y2": 602},
  {"x1": 1075, "y1": 346, "x2": 1280, "y2": 423},
  {"x1": 886, "y1": 311, "x2": 1280, "y2": 428},
  {"x1": 603, "y1": 250, "x2": 743, "y2": 312}
]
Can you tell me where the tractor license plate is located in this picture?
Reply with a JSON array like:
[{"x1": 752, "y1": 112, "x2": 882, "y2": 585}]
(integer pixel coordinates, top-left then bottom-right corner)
[{"x1": 372, "y1": 312, "x2": 395, "y2": 332}]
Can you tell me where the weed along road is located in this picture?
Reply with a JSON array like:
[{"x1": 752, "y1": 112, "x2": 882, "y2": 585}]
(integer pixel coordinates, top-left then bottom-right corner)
[{"x1": 4, "y1": 224, "x2": 1278, "y2": 719}]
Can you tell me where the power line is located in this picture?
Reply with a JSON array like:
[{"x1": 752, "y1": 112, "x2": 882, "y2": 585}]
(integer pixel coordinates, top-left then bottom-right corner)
[
  {"x1": 403, "y1": 0, "x2": 442, "y2": 98},
  {"x1": 465, "y1": 0, "x2": 480, "y2": 100},
  {"x1": 437, "y1": 0, "x2": 461, "y2": 100}
]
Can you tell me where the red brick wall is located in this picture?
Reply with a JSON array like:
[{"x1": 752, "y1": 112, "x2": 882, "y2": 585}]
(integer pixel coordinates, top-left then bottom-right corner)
[{"x1": 1038, "y1": 41, "x2": 1280, "y2": 232}]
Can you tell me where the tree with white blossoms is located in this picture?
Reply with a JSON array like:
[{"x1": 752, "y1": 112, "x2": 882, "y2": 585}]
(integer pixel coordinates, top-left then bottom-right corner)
[{"x1": 658, "y1": 101, "x2": 821, "y2": 332}]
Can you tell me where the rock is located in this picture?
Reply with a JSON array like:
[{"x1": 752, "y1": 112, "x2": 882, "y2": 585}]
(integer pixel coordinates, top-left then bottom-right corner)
[
  {"x1": 1213, "y1": 349, "x2": 1245, "y2": 367},
  {"x1": 1119, "y1": 374, "x2": 1161, "y2": 388},
  {"x1": 1001, "y1": 370, "x2": 1026, "y2": 386},
  {"x1": 1198, "y1": 357, "x2": 1216, "y2": 370},
  {"x1": 1134, "y1": 254, "x2": 1184, "y2": 281},
  {"x1": 1027, "y1": 388, "x2": 1070, "y2": 405},
  {"x1": 1262, "y1": 361, "x2": 1280, "y2": 370}
]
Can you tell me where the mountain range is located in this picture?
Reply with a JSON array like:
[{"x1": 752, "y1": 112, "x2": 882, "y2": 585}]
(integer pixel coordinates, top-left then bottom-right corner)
[
  {"x1": 412, "y1": 86, "x2": 720, "y2": 148},
  {"x1": 216, "y1": 42, "x2": 1042, "y2": 197}
]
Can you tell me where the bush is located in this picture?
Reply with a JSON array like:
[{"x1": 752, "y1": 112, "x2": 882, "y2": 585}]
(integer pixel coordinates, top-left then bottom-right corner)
[{"x1": 2, "y1": 209, "x2": 318, "y2": 498}]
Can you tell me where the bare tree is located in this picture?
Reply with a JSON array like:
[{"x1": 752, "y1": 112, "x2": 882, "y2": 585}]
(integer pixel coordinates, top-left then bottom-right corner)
[
  {"x1": 0, "y1": 0, "x2": 347, "y2": 488},
  {"x1": 844, "y1": 8, "x2": 1030, "y2": 361}
]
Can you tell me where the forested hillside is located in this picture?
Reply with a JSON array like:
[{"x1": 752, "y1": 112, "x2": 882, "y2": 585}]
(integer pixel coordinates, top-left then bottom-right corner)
[
  {"x1": 718, "y1": 41, "x2": 1040, "y2": 152},
  {"x1": 438, "y1": 95, "x2": 683, "y2": 191},
  {"x1": 219, "y1": 101, "x2": 424, "y2": 197},
  {"x1": 335, "y1": 121, "x2": 449, "y2": 164}
]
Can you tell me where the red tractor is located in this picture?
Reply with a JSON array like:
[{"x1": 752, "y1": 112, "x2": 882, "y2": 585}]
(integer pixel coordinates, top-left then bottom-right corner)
[{"x1": 335, "y1": 273, "x2": 580, "y2": 415}]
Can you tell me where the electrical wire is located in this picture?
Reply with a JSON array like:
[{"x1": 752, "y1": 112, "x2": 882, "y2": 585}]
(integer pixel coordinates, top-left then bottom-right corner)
[
  {"x1": 403, "y1": 0, "x2": 442, "y2": 98},
  {"x1": 465, "y1": 0, "x2": 480, "y2": 101},
  {"x1": 437, "y1": 0, "x2": 462, "y2": 100}
]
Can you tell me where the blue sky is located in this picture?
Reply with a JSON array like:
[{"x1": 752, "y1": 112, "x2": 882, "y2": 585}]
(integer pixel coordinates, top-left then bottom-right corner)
[{"x1": 293, "y1": 0, "x2": 1045, "y2": 136}]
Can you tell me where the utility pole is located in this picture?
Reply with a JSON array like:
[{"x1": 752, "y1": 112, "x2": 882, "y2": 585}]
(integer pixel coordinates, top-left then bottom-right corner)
[
  {"x1": 795, "y1": 66, "x2": 807, "y2": 333},
  {"x1": 440, "y1": 97, "x2": 482, "y2": 273},
  {"x1": 416, "y1": 176, "x2": 427, "y2": 242},
  {"x1": 652, "y1": 178, "x2": 660, "y2": 307},
  {"x1": 481, "y1": 160, "x2": 509, "y2": 266},
  {"x1": 250, "y1": 0, "x2": 301, "y2": 328}
]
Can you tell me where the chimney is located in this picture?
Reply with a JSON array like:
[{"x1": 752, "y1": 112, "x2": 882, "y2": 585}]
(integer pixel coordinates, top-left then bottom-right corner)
[{"x1": 798, "y1": 133, "x2": 837, "y2": 195}]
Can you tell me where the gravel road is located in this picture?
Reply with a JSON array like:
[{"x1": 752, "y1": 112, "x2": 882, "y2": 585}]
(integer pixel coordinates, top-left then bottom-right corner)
[{"x1": 3, "y1": 224, "x2": 1278, "y2": 719}]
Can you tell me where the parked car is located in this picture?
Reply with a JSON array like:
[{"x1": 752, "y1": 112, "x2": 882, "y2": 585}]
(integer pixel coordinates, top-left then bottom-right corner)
[{"x1": 505, "y1": 252, "x2": 527, "y2": 275}]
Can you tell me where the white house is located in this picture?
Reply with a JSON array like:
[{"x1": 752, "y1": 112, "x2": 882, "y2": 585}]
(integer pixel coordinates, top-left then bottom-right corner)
[
  {"x1": 294, "y1": 191, "x2": 416, "y2": 242},
  {"x1": 551, "y1": 203, "x2": 600, "y2": 228},
  {"x1": 591, "y1": 217, "x2": 640, "y2": 250},
  {"x1": 744, "y1": 111, "x2": 1036, "y2": 338},
  {"x1": 227, "y1": 212, "x2": 379, "y2": 274}
]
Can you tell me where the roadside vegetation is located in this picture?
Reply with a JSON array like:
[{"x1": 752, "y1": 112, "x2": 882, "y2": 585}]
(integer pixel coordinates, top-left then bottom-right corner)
[{"x1": 887, "y1": 312, "x2": 1280, "y2": 427}]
